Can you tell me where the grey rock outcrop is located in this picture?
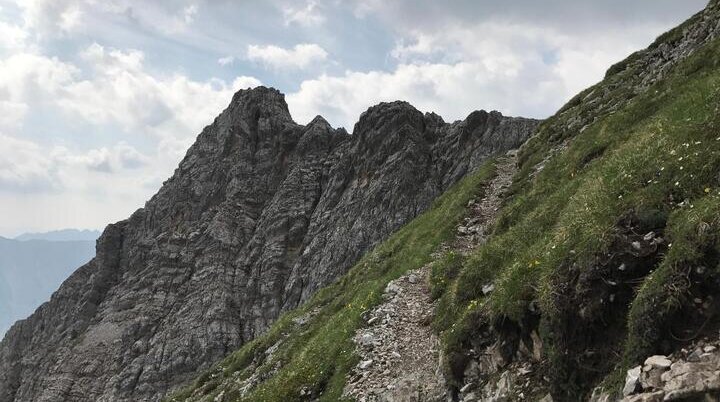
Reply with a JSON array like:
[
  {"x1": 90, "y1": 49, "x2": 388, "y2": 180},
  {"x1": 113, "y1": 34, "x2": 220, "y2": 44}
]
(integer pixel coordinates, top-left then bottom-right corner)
[
  {"x1": 0, "y1": 87, "x2": 538, "y2": 402},
  {"x1": 590, "y1": 336, "x2": 720, "y2": 401}
]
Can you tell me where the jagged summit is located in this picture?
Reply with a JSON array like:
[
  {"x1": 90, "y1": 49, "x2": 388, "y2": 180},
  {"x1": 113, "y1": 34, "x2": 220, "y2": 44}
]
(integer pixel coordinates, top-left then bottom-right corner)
[
  {"x1": 354, "y1": 100, "x2": 424, "y2": 132},
  {"x1": 230, "y1": 86, "x2": 291, "y2": 116},
  {"x1": 306, "y1": 114, "x2": 332, "y2": 129},
  {"x1": 0, "y1": 85, "x2": 538, "y2": 401}
]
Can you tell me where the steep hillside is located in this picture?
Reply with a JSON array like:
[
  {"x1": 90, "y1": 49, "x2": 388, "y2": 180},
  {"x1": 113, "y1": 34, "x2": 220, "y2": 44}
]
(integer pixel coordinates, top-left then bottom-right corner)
[
  {"x1": 172, "y1": 1, "x2": 720, "y2": 401},
  {"x1": 0, "y1": 237, "x2": 96, "y2": 337},
  {"x1": 0, "y1": 87, "x2": 537, "y2": 401},
  {"x1": 434, "y1": 0, "x2": 720, "y2": 400}
]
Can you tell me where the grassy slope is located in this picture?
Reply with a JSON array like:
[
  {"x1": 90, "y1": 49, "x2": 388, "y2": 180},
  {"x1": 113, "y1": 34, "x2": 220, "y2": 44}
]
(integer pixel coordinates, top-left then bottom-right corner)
[
  {"x1": 168, "y1": 161, "x2": 498, "y2": 401},
  {"x1": 433, "y1": 17, "x2": 720, "y2": 400},
  {"x1": 173, "y1": 7, "x2": 720, "y2": 401}
]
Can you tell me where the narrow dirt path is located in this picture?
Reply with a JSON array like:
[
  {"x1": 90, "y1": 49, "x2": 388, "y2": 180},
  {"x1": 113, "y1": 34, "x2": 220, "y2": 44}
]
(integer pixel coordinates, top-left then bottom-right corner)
[
  {"x1": 453, "y1": 153, "x2": 518, "y2": 255},
  {"x1": 343, "y1": 153, "x2": 518, "y2": 402}
]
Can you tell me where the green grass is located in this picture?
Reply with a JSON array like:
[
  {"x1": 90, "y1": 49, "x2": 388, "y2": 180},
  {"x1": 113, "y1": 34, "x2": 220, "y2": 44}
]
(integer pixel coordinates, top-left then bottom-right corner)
[
  {"x1": 433, "y1": 22, "x2": 720, "y2": 400},
  {"x1": 167, "y1": 160, "x2": 499, "y2": 402}
]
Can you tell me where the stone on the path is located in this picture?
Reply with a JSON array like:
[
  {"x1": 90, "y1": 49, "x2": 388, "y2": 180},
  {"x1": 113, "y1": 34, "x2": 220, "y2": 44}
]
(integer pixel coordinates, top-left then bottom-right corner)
[
  {"x1": 359, "y1": 333, "x2": 376, "y2": 347},
  {"x1": 644, "y1": 355, "x2": 672, "y2": 369},
  {"x1": 538, "y1": 394, "x2": 554, "y2": 402},
  {"x1": 482, "y1": 283, "x2": 495, "y2": 295},
  {"x1": 359, "y1": 359, "x2": 373, "y2": 370},
  {"x1": 624, "y1": 366, "x2": 642, "y2": 396}
]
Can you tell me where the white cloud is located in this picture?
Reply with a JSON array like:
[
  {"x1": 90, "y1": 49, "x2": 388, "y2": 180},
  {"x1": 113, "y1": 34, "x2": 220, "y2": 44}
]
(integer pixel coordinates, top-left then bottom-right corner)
[
  {"x1": 0, "y1": 52, "x2": 79, "y2": 124},
  {"x1": 0, "y1": 133, "x2": 53, "y2": 191},
  {"x1": 183, "y1": 4, "x2": 198, "y2": 24},
  {"x1": 54, "y1": 43, "x2": 260, "y2": 157},
  {"x1": 247, "y1": 43, "x2": 328, "y2": 70},
  {"x1": 0, "y1": 101, "x2": 29, "y2": 131},
  {"x1": 11, "y1": 0, "x2": 204, "y2": 40},
  {"x1": 51, "y1": 142, "x2": 148, "y2": 173},
  {"x1": 14, "y1": 0, "x2": 86, "y2": 37},
  {"x1": 0, "y1": 135, "x2": 148, "y2": 193},
  {"x1": 218, "y1": 55, "x2": 235, "y2": 66},
  {"x1": 0, "y1": 39, "x2": 262, "y2": 234},
  {"x1": 58, "y1": 4, "x2": 82, "y2": 32},
  {"x1": 0, "y1": 20, "x2": 30, "y2": 51},
  {"x1": 0, "y1": 52, "x2": 78, "y2": 97},
  {"x1": 232, "y1": 75, "x2": 263, "y2": 89},
  {"x1": 286, "y1": 19, "x2": 662, "y2": 129},
  {"x1": 288, "y1": 61, "x2": 546, "y2": 129},
  {"x1": 282, "y1": 1, "x2": 325, "y2": 27}
]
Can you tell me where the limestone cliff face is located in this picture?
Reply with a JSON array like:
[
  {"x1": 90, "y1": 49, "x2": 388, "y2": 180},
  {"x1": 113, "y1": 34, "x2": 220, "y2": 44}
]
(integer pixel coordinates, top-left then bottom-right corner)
[{"x1": 0, "y1": 87, "x2": 538, "y2": 402}]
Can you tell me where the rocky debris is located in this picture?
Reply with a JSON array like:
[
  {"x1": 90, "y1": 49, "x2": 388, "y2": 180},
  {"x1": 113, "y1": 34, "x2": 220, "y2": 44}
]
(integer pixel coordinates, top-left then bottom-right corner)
[
  {"x1": 623, "y1": 366, "x2": 642, "y2": 396},
  {"x1": 591, "y1": 336, "x2": 720, "y2": 401},
  {"x1": 343, "y1": 265, "x2": 448, "y2": 402},
  {"x1": 644, "y1": 356, "x2": 672, "y2": 370},
  {"x1": 454, "y1": 152, "x2": 518, "y2": 255},
  {"x1": 0, "y1": 87, "x2": 538, "y2": 402},
  {"x1": 460, "y1": 358, "x2": 550, "y2": 402}
]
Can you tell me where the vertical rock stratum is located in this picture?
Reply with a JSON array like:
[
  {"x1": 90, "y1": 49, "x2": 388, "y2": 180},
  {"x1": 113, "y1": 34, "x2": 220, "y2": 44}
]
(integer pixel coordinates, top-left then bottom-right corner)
[{"x1": 0, "y1": 87, "x2": 538, "y2": 401}]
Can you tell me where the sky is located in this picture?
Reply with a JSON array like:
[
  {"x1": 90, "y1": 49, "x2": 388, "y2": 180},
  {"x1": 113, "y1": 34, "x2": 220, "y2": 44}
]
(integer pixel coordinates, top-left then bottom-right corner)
[{"x1": 0, "y1": 0, "x2": 709, "y2": 237}]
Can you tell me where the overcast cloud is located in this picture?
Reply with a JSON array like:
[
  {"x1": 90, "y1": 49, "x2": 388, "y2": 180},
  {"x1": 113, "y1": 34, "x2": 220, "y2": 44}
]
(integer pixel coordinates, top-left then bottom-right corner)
[{"x1": 0, "y1": 0, "x2": 708, "y2": 236}]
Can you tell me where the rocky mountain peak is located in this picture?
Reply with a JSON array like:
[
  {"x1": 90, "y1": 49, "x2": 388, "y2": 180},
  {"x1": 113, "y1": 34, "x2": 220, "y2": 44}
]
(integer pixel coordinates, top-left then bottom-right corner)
[
  {"x1": 226, "y1": 85, "x2": 294, "y2": 131},
  {"x1": 354, "y1": 101, "x2": 425, "y2": 134},
  {"x1": 306, "y1": 114, "x2": 332, "y2": 129},
  {"x1": 0, "y1": 87, "x2": 539, "y2": 402}
]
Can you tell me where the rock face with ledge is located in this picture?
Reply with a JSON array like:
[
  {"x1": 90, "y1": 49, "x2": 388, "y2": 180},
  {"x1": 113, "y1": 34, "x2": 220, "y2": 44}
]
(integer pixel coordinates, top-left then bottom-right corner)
[{"x1": 0, "y1": 87, "x2": 539, "y2": 402}]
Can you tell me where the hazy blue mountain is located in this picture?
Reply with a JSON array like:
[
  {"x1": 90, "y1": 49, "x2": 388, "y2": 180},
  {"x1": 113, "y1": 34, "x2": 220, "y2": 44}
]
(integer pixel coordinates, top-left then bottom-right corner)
[
  {"x1": 0, "y1": 236, "x2": 96, "y2": 336},
  {"x1": 14, "y1": 229, "x2": 101, "y2": 242}
]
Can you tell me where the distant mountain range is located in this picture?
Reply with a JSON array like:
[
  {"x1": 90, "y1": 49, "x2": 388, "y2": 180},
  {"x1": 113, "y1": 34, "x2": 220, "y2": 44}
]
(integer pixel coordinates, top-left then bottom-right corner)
[
  {"x1": 13, "y1": 229, "x2": 101, "y2": 242},
  {"x1": 0, "y1": 233, "x2": 97, "y2": 337}
]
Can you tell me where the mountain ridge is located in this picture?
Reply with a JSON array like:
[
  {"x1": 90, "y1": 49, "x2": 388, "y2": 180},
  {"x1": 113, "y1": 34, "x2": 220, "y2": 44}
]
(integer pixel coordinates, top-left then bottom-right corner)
[
  {"x1": 168, "y1": 0, "x2": 720, "y2": 400},
  {"x1": 0, "y1": 88, "x2": 538, "y2": 402},
  {"x1": 13, "y1": 229, "x2": 101, "y2": 242}
]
